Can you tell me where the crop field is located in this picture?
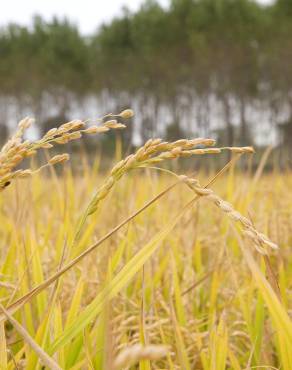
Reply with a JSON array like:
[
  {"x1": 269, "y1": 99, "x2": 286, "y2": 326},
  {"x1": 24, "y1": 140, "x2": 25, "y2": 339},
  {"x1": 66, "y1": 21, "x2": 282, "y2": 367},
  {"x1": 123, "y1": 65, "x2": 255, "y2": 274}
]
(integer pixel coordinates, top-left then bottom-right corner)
[{"x1": 0, "y1": 112, "x2": 291, "y2": 370}]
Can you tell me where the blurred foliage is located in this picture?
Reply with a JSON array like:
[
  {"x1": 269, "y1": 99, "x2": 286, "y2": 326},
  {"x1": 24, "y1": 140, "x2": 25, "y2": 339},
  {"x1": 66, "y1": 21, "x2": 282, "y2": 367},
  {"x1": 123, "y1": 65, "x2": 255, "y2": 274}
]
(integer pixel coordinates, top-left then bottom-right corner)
[{"x1": 0, "y1": 0, "x2": 292, "y2": 159}]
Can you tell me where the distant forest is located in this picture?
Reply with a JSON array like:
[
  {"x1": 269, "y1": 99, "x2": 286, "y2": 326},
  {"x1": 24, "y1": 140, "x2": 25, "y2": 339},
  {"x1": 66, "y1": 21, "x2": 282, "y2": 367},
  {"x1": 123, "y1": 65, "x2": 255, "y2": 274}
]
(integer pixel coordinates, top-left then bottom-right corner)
[{"x1": 0, "y1": 0, "x2": 292, "y2": 158}]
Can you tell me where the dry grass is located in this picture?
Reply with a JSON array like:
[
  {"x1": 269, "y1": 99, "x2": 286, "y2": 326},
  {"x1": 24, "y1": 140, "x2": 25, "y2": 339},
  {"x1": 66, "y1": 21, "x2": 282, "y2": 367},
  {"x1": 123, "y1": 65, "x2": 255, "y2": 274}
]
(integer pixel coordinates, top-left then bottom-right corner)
[{"x1": 0, "y1": 112, "x2": 291, "y2": 369}]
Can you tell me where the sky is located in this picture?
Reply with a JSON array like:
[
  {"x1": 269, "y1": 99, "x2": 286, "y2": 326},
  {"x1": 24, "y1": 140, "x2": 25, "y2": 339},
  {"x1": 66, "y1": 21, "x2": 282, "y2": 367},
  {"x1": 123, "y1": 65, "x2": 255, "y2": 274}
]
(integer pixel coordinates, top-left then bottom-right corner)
[{"x1": 0, "y1": 0, "x2": 273, "y2": 35}]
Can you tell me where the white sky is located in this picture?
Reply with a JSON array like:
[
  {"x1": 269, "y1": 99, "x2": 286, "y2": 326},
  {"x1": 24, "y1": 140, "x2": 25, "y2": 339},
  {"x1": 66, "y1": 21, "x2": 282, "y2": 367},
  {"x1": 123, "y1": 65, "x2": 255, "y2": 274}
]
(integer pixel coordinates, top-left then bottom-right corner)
[{"x1": 0, "y1": 0, "x2": 273, "y2": 35}]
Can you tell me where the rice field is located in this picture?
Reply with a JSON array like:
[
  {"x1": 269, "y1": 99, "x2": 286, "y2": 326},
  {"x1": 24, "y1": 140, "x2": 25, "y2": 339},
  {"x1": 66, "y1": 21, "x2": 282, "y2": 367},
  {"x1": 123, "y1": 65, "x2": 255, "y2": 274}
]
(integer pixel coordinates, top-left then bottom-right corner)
[{"x1": 0, "y1": 113, "x2": 291, "y2": 369}]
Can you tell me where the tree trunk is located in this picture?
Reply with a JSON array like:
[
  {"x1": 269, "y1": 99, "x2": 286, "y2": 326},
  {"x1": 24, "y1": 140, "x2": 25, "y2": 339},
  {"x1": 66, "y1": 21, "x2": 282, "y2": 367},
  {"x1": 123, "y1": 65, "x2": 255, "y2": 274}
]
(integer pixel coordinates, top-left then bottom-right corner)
[{"x1": 222, "y1": 95, "x2": 234, "y2": 147}]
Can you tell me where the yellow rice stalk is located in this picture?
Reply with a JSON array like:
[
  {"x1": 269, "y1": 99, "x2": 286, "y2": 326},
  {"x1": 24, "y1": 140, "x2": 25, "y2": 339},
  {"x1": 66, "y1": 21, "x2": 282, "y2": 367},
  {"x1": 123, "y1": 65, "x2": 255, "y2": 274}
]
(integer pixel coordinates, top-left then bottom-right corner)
[{"x1": 209, "y1": 317, "x2": 228, "y2": 370}]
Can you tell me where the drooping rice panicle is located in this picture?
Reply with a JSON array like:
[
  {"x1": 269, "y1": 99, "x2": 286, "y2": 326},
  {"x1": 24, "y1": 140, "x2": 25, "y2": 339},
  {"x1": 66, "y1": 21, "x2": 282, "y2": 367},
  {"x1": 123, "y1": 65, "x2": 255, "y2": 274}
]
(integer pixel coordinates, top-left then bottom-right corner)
[
  {"x1": 0, "y1": 110, "x2": 132, "y2": 190},
  {"x1": 179, "y1": 174, "x2": 278, "y2": 254}
]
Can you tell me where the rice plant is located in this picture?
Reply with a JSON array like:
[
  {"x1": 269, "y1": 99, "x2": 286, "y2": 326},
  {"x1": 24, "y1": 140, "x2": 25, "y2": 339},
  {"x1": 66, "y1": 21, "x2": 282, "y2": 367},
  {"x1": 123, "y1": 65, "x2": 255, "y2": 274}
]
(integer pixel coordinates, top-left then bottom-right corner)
[{"x1": 0, "y1": 111, "x2": 291, "y2": 370}]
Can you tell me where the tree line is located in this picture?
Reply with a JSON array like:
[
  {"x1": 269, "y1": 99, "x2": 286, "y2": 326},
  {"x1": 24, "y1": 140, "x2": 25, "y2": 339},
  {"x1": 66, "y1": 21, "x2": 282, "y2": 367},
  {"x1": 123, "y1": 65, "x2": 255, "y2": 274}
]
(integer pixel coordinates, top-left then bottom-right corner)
[{"x1": 0, "y1": 0, "x2": 292, "y2": 158}]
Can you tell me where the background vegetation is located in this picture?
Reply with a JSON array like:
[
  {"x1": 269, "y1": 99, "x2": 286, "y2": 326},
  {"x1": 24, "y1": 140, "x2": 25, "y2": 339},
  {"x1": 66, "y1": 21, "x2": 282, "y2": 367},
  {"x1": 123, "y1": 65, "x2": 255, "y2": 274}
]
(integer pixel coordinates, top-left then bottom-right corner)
[{"x1": 0, "y1": 0, "x2": 292, "y2": 163}]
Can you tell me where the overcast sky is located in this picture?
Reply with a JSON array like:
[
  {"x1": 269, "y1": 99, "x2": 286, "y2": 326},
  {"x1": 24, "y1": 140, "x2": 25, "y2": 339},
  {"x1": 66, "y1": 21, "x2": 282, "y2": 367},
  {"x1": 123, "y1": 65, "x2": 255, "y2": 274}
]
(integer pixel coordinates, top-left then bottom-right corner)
[{"x1": 0, "y1": 0, "x2": 273, "y2": 35}]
